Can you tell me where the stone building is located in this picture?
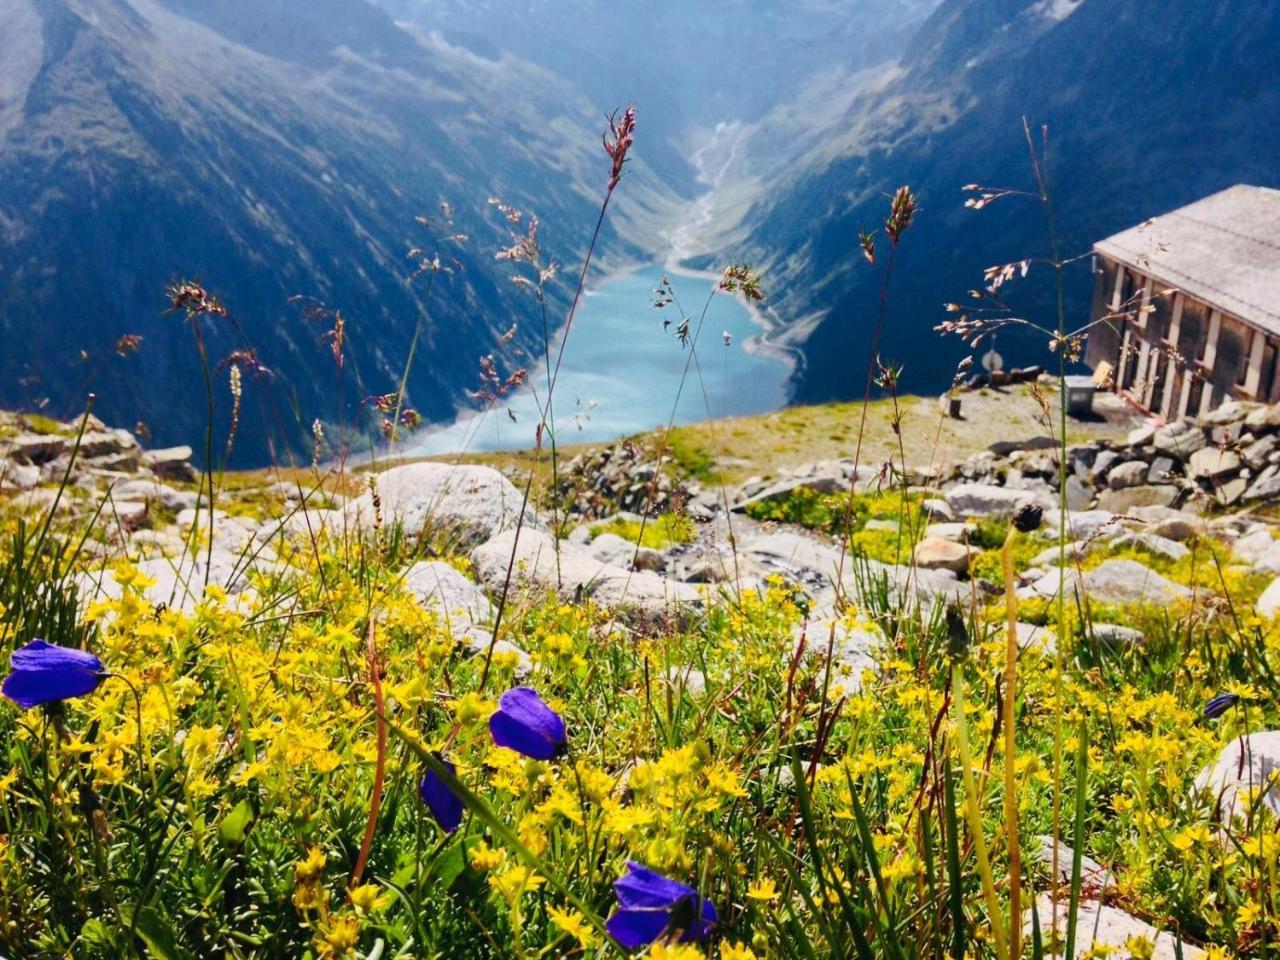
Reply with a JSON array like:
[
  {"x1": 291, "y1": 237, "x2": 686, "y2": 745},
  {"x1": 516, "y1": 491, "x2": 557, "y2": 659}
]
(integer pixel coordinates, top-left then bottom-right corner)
[{"x1": 1085, "y1": 184, "x2": 1280, "y2": 419}]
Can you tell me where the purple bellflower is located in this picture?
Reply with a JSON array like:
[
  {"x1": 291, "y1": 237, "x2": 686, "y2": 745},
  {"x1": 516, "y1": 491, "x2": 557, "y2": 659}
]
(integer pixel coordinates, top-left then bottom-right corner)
[
  {"x1": 488, "y1": 687, "x2": 566, "y2": 760},
  {"x1": 2, "y1": 639, "x2": 105, "y2": 709},
  {"x1": 605, "y1": 861, "x2": 717, "y2": 950}
]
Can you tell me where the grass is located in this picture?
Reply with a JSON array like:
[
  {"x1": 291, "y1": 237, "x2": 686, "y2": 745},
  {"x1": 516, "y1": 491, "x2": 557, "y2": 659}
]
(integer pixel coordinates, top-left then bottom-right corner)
[
  {"x1": 405, "y1": 382, "x2": 1133, "y2": 494},
  {"x1": 588, "y1": 512, "x2": 696, "y2": 549}
]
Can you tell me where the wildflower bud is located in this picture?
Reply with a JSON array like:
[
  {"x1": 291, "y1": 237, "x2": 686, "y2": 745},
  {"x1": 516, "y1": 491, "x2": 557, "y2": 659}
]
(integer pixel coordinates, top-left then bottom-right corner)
[
  {"x1": 944, "y1": 604, "x2": 970, "y2": 662},
  {"x1": 1011, "y1": 503, "x2": 1043, "y2": 534},
  {"x1": 1203, "y1": 692, "x2": 1240, "y2": 720}
]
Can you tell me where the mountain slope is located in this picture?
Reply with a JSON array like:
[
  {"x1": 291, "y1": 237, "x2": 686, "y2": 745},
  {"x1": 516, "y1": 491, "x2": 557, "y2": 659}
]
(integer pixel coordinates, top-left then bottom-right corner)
[
  {"x1": 0, "y1": 0, "x2": 675, "y2": 463},
  {"x1": 730, "y1": 0, "x2": 1280, "y2": 401}
]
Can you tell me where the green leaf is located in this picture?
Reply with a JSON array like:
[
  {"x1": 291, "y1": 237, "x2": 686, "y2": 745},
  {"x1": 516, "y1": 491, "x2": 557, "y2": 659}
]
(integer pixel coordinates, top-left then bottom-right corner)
[
  {"x1": 121, "y1": 904, "x2": 191, "y2": 960},
  {"x1": 218, "y1": 798, "x2": 255, "y2": 847}
]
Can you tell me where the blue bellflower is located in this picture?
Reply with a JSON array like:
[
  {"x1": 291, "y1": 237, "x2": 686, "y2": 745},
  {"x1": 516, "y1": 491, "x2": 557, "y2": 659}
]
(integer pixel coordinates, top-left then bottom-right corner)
[
  {"x1": 1203, "y1": 692, "x2": 1241, "y2": 719},
  {"x1": 2, "y1": 639, "x2": 105, "y2": 709},
  {"x1": 605, "y1": 861, "x2": 717, "y2": 950},
  {"x1": 419, "y1": 759, "x2": 464, "y2": 834},
  {"x1": 489, "y1": 687, "x2": 566, "y2": 760}
]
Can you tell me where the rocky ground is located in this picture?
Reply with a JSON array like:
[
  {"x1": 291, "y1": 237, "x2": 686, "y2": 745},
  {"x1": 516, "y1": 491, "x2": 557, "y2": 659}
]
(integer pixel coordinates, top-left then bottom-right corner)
[{"x1": 5, "y1": 397, "x2": 1280, "y2": 956}]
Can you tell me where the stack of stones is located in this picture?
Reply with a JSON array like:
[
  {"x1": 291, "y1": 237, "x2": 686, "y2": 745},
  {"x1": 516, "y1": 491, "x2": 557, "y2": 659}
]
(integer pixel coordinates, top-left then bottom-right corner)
[
  {"x1": 948, "y1": 399, "x2": 1280, "y2": 512},
  {"x1": 555, "y1": 441, "x2": 690, "y2": 520}
]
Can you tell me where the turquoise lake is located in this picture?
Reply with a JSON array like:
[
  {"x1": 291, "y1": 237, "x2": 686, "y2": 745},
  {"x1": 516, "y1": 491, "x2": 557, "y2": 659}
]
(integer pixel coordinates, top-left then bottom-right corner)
[{"x1": 406, "y1": 265, "x2": 791, "y2": 455}]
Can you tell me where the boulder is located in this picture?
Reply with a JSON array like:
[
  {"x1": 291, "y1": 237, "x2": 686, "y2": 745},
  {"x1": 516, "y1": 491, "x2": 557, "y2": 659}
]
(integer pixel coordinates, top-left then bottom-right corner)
[
  {"x1": 1245, "y1": 467, "x2": 1280, "y2": 502},
  {"x1": 664, "y1": 666, "x2": 707, "y2": 697},
  {"x1": 0, "y1": 461, "x2": 41, "y2": 491},
  {"x1": 1243, "y1": 434, "x2": 1280, "y2": 468},
  {"x1": 1028, "y1": 559, "x2": 1191, "y2": 605},
  {"x1": 794, "y1": 618, "x2": 882, "y2": 692},
  {"x1": 921, "y1": 498, "x2": 955, "y2": 522},
  {"x1": 1232, "y1": 528, "x2": 1280, "y2": 572},
  {"x1": 1025, "y1": 895, "x2": 1203, "y2": 960},
  {"x1": 453, "y1": 625, "x2": 532, "y2": 679},
  {"x1": 1152, "y1": 514, "x2": 1200, "y2": 541},
  {"x1": 1109, "y1": 532, "x2": 1190, "y2": 562},
  {"x1": 1031, "y1": 542, "x2": 1090, "y2": 567},
  {"x1": 1146, "y1": 455, "x2": 1178, "y2": 484},
  {"x1": 738, "y1": 530, "x2": 842, "y2": 587},
  {"x1": 1043, "y1": 509, "x2": 1123, "y2": 541},
  {"x1": 470, "y1": 528, "x2": 701, "y2": 624},
  {"x1": 402, "y1": 560, "x2": 493, "y2": 624},
  {"x1": 1031, "y1": 835, "x2": 1112, "y2": 889},
  {"x1": 1152, "y1": 421, "x2": 1207, "y2": 460},
  {"x1": 1244, "y1": 403, "x2": 1280, "y2": 431},
  {"x1": 1194, "y1": 731, "x2": 1280, "y2": 827},
  {"x1": 944, "y1": 483, "x2": 1040, "y2": 519},
  {"x1": 1256, "y1": 578, "x2": 1280, "y2": 618},
  {"x1": 1106, "y1": 460, "x2": 1149, "y2": 489},
  {"x1": 1188, "y1": 447, "x2": 1242, "y2": 480},
  {"x1": 925, "y1": 522, "x2": 976, "y2": 542},
  {"x1": 912, "y1": 536, "x2": 973, "y2": 575},
  {"x1": 349, "y1": 463, "x2": 543, "y2": 549},
  {"x1": 1096, "y1": 485, "x2": 1180, "y2": 512},
  {"x1": 1088, "y1": 623, "x2": 1145, "y2": 647}
]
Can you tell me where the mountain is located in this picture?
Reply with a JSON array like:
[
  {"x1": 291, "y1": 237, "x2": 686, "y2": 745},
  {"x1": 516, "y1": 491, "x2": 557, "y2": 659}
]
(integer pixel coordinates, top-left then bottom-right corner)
[
  {"x1": 0, "y1": 0, "x2": 676, "y2": 463},
  {"x1": 721, "y1": 0, "x2": 1280, "y2": 402},
  {"x1": 372, "y1": 1, "x2": 943, "y2": 195}
]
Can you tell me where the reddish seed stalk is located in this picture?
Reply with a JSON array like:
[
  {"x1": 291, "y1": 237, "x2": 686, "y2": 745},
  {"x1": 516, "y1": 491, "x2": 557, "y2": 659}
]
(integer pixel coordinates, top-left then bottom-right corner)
[{"x1": 351, "y1": 619, "x2": 386, "y2": 889}]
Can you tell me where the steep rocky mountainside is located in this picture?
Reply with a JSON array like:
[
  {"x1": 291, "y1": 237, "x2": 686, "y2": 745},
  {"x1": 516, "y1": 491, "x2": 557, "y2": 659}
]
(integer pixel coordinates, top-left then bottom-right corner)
[
  {"x1": 0, "y1": 0, "x2": 675, "y2": 463},
  {"x1": 731, "y1": 0, "x2": 1280, "y2": 400}
]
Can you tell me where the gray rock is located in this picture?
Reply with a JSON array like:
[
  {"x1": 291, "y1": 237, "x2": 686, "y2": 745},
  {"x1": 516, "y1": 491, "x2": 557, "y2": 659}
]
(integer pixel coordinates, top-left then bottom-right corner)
[
  {"x1": 403, "y1": 560, "x2": 493, "y2": 624},
  {"x1": 1064, "y1": 475, "x2": 1092, "y2": 510},
  {"x1": 1152, "y1": 514, "x2": 1200, "y2": 541},
  {"x1": 1025, "y1": 894, "x2": 1203, "y2": 960},
  {"x1": 1256, "y1": 578, "x2": 1280, "y2": 618},
  {"x1": 1215, "y1": 476, "x2": 1248, "y2": 507},
  {"x1": 1188, "y1": 446, "x2": 1242, "y2": 480},
  {"x1": 1096, "y1": 484, "x2": 1180, "y2": 512},
  {"x1": 1032, "y1": 834, "x2": 1113, "y2": 888},
  {"x1": 1152, "y1": 420, "x2": 1208, "y2": 460},
  {"x1": 1147, "y1": 455, "x2": 1178, "y2": 484},
  {"x1": 944, "y1": 482, "x2": 1040, "y2": 519},
  {"x1": 1106, "y1": 460, "x2": 1149, "y2": 489},
  {"x1": 1030, "y1": 542, "x2": 1091, "y2": 567},
  {"x1": 912, "y1": 536, "x2": 973, "y2": 575},
  {"x1": 1201, "y1": 399, "x2": 1256, "y2": 425},
  {"x1": 1245, "y1": 466, "x2": 1280, "y2": 502},
  {"x1": 1109, "y1": 532, "x2": 1190, "y2": 562},
  {"x1": 738, "y1": 530, "x2": 842, "y2": 586},
  {"x1": 111, "y1": 500, "x2": 150, "y2": 531},
  {"x1": 664, "y1": 666, "x2": 707, "y2": 697},
  {"x1": 1043, "y1": 509, "x2": 1123, "y2": 540},
  {"x1": 7, "y1": 432, "x2": 71, "y2": 464},
  {"x1": 1194, "y1": 731, "x2": 1280, "y2": 827},
  {"x1": 921, "y1": 498, "x2": 955, "y2": 522},
  {"x1": 1090, "y1": 449, "x2": 1121, "y2": 480},
  {"x1": 1088, "y1": 623, "x2": 1145, "y2": 646},
  {"x1": 1, "y1": 461, "x2": 41, "y2": 490},
  {"x1": 349, "y1": 463, "x2": 544, "y2": 549},
  {"x1": 1232, "y1": 528, "x2": 1280, "y2": 568},
  {"x1": 794, "y1": 618, "x2": 882, "y2": 692},
  {"x1": 925, "y1": 522, "x2": 976, "y2": 542},
  {"x1": 470, "y1": 528, "x2": 701, "y2": 624},
  {"x1": 732, "y1": 474, "x2": 845, "y2": 512},
  {"x1": 1245, "y1": 403, "x2": 1280, "y2": 431},
  {"x1": 863, "y1": 518, "x2": 899, "y2": 532},
  {"x1": 1028, "y1": 559, "x2": 1191, "y2": 605},
  {"x1": 111, "y1": 478, "x2": 199, "y2": 512},
  {"x1": 453, "y1": 625, "x2": 532, "y2": 679},
  {"x1": 1126, "y1": 424, "x2": 1156, "y2": 447}
]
